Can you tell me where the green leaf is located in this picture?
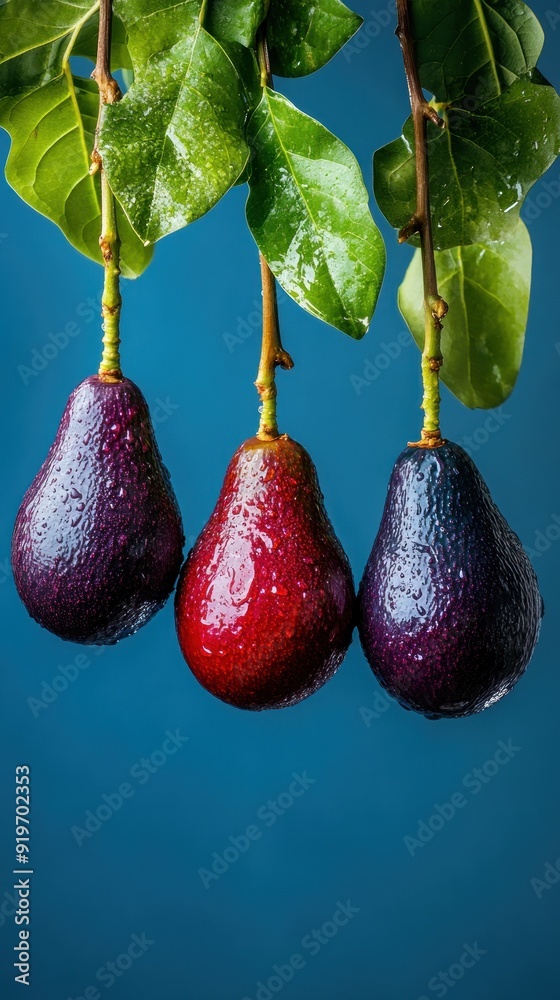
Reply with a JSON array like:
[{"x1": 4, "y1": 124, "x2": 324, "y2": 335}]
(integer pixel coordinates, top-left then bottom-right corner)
[
  {"x1": 411, "y1": 0, "x2": 544, "y2": 105},
  {"x1": 205, "y1": 0, "x2": 267, "y2": 48},
  {"x1": 267, "y1": 0, "x2": 362, "y2": 77},
  {"x1": 399, "y1": 220, "x2": 531, "y2": 408},
  {"x1": 374, "y1": 74, "x2": 560, "y2": 250},
  {"x1": 0, "y1": 0, "x2": 94, "y2": 62},
  {"x1": 247, "y1": 89, "x2": 385, "y2": 338},
  {"x1": 0, "y1": 2, "x2": 151, "y2": 277},
  {"x1": 99, "y1": 0, "x2": 249, "y2": 244}
]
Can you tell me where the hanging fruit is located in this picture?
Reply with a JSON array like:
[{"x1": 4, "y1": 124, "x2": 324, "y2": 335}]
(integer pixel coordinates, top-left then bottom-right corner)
[
  {"x1": 11, "y1": 0, "x2": 184, "y2": 644},
  {"x1": 174, "y1": 71, "x2": 355, "y2": 708},
  {"x1": 1, "y1": 0, "x2": 558, "y2": 722},
  {"x1": 358, "y1": 0, "x2": 544, "y2": 718}
]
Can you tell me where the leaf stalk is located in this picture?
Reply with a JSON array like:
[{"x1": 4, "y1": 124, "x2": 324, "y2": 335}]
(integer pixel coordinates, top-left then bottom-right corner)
[
  {"x1": 91, "y1": 0, "x2": 123, "y2": 380},
  {"x1": 254, "y1": 29, "x2": 293, "y2": 440},
  {"x1": 396, "y1": 0, "x2": 447, "y2": 446}
]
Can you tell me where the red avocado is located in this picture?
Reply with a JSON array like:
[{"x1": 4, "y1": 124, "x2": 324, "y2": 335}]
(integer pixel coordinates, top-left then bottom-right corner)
[{"x1": 175, "y1": 435, "x2": 355, "y2": 710}]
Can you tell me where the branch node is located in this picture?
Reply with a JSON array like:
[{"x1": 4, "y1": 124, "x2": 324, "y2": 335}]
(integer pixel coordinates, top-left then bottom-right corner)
[
  {"x1": 99, "y1": 237, "x2": 113, "y2": 262},
  {"x1": 423, "y1": 104, "x2": 445, "y2": 129},
  {"x1": 276, "y1": 349, "x2": 294, "y2": 371},
  {"x1": 430, "y1": 296, "x2": 448, "y2": 320},
  {"x1": 89, "y1": 149, "x2": 102, "y2": 175},
  {"x1": 407, "y1": 428, "x2": 446, "y2": 449},
  {"x1": 398, "y1": 216, "x2": 421, "y2": 243}
]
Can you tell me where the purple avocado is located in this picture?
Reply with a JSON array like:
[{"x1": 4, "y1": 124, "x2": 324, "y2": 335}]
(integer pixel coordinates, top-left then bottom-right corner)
[
  {"x1": 357, "y1": 441, "x2": 543, "y2": 719},
  {"x1": 12, "y1": 375, "x2": 184, "y2": 645}
]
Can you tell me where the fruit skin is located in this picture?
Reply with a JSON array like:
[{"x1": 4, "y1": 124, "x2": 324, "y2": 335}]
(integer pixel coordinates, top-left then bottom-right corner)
[
  {"x1": 12, "y1": 375, "x2": 184, "y2": 645},
  {"x1": 358, "y1": 441, "x2": 543, "y2": 719},
  {"x1": 175, "y1": 435, "x2": 355, "y2": 710}
]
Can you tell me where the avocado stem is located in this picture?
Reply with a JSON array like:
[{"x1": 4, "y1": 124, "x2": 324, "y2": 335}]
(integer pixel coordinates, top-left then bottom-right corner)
[
  {"x1": 98, "y1": 170, "x2": 122, "y2": 379},
  {"x1": 254, "y1": 26, "x2": 294, "y2": 441},
  {"x1": 90, "y1": 0, "x2": 123, "y2": 381},
  {"x1": 396, "y1": 0, "x2": 448, "y2": 446},
  {"x1": 255, "y1": 255, "x2": 294, "y2": 441}
]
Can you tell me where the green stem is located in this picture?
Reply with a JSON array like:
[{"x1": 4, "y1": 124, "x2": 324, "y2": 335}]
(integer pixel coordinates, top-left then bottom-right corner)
[
  {"x1": 396, "y1": 0, "x2": 448, "y2": 446},
  {"x1": 98, "y1": 168, "x2": 122, "y2": 377},
  {"x1": 255, "y1": 255, "x2": 293, "y2": 440},
  {"x1": 91, "y1": 0, "x2": 123, "y2": 380},
  {"x1": 254, "y1": 26, "x2": 293, "y2": 440}
]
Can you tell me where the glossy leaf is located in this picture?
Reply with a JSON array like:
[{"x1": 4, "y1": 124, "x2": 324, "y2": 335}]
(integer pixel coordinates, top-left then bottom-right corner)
[
  {"x1": 247, "y1": 89, "x2": 385, "y2": 338},
  {"x1": 0, "y1": 2, "x2": 151, "y2": 277},
  {"x1": 205, "y1": 0, "x2": 267, "y2": 47},
  {"x1": 411, "y1": 0, "x2": 544, "y2": 105},
  {"x1": 374, "y1": 74, "x2": 560, "y2": 250},
  {"x1": 399, "y1": 220, "x2": 532, "y2": 408},
  {"x1": 99, "y1": 0, "x2": 249, "y2": 244},
  {"x1": 267, "y1": 0, "x2": 362, "y2": 77}
]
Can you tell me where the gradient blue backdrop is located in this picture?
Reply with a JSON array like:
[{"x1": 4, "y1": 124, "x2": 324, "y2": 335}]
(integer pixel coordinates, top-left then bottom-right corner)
[{"x1": 1, "y1": 4, "x2": 559, "y2": 998}]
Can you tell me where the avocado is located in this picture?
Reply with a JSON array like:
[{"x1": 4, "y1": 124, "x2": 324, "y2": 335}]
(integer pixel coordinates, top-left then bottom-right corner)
[
  {"x1": 12, "y1": 375, "x2": 184, "y2": 644},
  {"x1": 175, "y1": 435, "x2": 355, "y2": 709},
  {"x1": 358, "y1": 441, "x2": 543, "y2": 718}
]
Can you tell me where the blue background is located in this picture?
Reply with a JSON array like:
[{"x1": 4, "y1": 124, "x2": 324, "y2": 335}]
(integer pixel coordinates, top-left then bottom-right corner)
[{"x1": 1, "y1": 3, "x2": 559, "y2": 998}]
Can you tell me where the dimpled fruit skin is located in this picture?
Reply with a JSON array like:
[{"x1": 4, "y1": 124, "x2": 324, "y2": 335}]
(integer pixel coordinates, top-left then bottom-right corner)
[
  {"x1": 358, "y1": 441, "x2": 543, "y2": 719},
  {"x1": 175, "y1": 435, "x2": 355, "y2": 710},
  {"x1": 12, "y1": 375, "x2": 184, "y2": 644}
]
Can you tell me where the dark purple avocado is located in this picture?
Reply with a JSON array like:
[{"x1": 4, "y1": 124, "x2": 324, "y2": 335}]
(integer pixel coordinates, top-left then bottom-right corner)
[
  {"x1": 12, "y1": 375, "x2": 184, "y2": 645},
  {"x1": 357, "y1": 441, "x2": 543, "y2": 719}
]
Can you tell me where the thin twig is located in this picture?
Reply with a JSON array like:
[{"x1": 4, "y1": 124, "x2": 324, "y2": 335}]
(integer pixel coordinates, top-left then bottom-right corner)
[
  {"x1": 254, "y1": 28, "x2": 294, "y2": 440},
  {"x1": 396, "y1": 0, "x2": 448, "y2": 446},
  {"x1": 90, "y1": 0, "x2": 122, "y2": 174},
  {"x1": 90, "y1": 0, "x2": 122, "y2": 379}
]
